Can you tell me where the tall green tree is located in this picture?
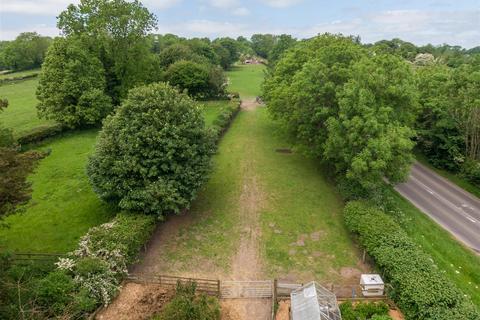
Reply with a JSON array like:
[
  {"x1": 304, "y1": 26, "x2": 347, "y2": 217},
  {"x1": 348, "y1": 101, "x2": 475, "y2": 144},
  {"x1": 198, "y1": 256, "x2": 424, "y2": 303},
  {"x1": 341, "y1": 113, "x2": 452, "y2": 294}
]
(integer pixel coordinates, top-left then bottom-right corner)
[
  {"x1": 416, "y1": 65, "x2": 464, "y2": 170},
  {"x1": 325, "y1": 55, "x2": 418, "y2": 189},
  {"x1": 250, "y1": 34, "x2": 275, "y2": 59},
  {"x1": 263, "y1": 34, "x2": 366, "y2": 157},
  {"x1": 36, "y1": 37, "x2": 112, "y2": 127},
  {"x1": 57, "y1": 0, "x2": 157, "y2": 102},
  {"x1": 0, "y1": 32, "x2": 52, "y2": 70}
]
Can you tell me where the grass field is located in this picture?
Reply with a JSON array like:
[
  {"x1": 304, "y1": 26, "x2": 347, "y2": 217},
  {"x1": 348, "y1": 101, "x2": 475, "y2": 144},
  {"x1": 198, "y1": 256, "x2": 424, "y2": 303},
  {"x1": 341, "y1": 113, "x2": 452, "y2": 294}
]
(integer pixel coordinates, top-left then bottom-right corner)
[
  {"x1": 0, "y1": 68, "x2": 40, "y2": 80},
  {"x1": 0, "y1": 78, "x2": 56, "y2": 137},
  {"x1": 0, "y1": 129, "x2": 116, "y2": 253},
  {"x1": 153, "y1": 65, "x2": 365, "y2": 283},
  {"x1": 386, "y1": 188, "x2": 480, "y2": 308},
  {"x1": 226, "y1": 64, "x2": 265, "y2": 98}
]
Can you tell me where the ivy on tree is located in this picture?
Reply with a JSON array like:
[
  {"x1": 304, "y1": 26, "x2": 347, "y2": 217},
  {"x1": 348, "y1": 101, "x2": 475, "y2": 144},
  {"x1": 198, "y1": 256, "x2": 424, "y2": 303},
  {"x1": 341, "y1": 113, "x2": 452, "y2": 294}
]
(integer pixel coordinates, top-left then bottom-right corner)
[{"x1": 87, "y1": 83, "x2": 215, "y2": 218}]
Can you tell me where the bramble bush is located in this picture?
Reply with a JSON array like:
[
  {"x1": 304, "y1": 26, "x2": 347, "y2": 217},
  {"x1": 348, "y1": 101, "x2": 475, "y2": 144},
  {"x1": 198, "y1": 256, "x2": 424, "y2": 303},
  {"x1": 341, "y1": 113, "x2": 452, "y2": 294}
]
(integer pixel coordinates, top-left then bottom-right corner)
[
  {"x1": 87, "y1": 82, "x2": 215, "y2": 218},
  {"x1": 343, "y1": 201, "x2": 480, "y2": 320},
  {"x1": 154, "y1": 281, "x2": 221, "y2": 320}
]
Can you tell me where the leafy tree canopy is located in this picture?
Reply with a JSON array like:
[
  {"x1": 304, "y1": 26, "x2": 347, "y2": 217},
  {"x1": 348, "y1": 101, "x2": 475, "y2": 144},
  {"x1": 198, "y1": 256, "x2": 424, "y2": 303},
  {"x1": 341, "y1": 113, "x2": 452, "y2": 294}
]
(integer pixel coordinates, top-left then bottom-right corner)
[
  {"x1": 87, "y1": 82, "x2": 215, "y2": 218},
  {"x1": 36, "y1": 37, "x2": 112, "y2": 128}
]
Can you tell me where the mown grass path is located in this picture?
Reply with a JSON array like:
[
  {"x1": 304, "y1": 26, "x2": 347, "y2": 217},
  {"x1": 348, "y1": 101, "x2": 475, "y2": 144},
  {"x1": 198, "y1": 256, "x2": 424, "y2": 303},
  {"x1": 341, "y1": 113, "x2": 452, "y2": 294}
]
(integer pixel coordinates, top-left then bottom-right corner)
[{"x1": 133, "y1": 65, "x2": 367, "y2": 284}]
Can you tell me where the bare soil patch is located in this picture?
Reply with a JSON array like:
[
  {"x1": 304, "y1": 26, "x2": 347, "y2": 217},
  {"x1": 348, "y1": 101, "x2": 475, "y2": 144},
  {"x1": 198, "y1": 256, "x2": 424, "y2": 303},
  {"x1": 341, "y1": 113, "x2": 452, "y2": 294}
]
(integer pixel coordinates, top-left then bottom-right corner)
[
  {"x1": 96, "y1": 283, "x2": 173, "y2": 320},
  {"x1": 241, "y1": 99, "x2": 260, "y2": 111},
  {"x1": 221, "y1": 299, "x2": 271, "y2": 320}
]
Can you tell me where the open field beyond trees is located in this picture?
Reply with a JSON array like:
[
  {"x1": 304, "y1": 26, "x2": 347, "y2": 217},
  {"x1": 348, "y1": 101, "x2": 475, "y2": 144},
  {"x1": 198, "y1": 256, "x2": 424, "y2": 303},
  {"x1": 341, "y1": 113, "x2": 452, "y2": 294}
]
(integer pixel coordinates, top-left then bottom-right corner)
[
  {"x1": 0, "y1": 88, "x2": 231, "y2": 254},
  {"x1": 0, "y1": 78, "x2": 55, "y2": 137}
]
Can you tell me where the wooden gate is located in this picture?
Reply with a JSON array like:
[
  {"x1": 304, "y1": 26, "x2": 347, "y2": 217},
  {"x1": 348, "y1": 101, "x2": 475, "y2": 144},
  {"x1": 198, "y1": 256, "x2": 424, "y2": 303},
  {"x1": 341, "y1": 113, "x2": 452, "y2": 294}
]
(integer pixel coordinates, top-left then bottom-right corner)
[{"x1": 220, "y1": 280, "x2": 273, "y2": 299}]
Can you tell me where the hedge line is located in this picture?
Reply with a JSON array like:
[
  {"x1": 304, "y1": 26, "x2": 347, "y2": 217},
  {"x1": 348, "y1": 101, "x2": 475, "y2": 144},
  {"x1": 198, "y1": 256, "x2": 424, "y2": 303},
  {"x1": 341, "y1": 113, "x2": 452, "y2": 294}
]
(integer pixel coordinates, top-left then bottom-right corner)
[
  {"x1": 17, "y1": 124, "x2": 65, "y2": 146},
  {"x1": 210, "y1": 98, "x2": 241, "y2": 142},
  {"x1": 34, "y1": 213, "x2": 156, "y2": 319},
  {"x1": 0, "y1": 73, "x2": 39, "y2": 85},
  {"x1": 343, "y1": 201, "x2": 480, "y2": 320}
]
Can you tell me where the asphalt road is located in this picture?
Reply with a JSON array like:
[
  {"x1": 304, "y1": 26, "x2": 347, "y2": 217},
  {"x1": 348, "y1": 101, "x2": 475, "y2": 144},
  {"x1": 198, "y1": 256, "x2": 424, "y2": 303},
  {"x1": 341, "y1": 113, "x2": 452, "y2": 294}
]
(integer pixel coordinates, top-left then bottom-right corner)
[{"x1": 395, "y1": 162, "x2": 480, "y2": 253}]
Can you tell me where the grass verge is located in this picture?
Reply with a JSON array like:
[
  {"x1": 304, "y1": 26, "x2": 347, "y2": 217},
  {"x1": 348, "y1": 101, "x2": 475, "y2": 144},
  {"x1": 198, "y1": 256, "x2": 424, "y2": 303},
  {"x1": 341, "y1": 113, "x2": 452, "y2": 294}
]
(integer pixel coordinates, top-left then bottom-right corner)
[{"x1": 386, "y1": 187, "x2": 480, "y2": 308}]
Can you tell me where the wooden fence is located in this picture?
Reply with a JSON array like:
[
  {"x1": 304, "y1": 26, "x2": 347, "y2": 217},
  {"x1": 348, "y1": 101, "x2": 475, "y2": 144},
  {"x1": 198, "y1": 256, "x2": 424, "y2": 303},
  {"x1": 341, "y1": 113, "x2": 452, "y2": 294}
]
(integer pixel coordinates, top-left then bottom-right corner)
[
  {"x1": 220, "y1": 280, "x2": 273, "y2": 299},
  {"x1": 127, "y1": 273, "x2": 220, "y2": 296}
]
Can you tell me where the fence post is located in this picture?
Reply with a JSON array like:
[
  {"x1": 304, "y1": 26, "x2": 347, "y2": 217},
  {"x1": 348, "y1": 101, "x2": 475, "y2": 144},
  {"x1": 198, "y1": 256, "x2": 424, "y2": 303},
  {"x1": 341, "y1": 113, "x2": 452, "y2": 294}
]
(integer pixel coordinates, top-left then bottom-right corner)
[
  {"x1": 362, "y1": 248, "x2": 366, "y2": 263},
  {"x1": 217, "y1": 280, "x2": 221, "y2": 298}
]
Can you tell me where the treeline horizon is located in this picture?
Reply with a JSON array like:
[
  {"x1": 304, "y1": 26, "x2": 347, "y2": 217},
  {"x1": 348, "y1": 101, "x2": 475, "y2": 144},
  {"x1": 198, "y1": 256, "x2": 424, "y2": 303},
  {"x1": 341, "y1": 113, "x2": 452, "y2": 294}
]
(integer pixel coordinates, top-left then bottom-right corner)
[{"x1": 1, "y1": 30, "x2": 479, "y2": 72}]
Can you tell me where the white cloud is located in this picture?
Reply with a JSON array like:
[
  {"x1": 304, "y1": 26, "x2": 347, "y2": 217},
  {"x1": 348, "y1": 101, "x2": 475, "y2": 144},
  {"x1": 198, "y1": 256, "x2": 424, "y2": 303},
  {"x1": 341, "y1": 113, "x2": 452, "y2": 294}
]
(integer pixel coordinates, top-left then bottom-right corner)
[
  {"x1": 0, "y1": 0, "x2": 180, "y2": 15},
  {"x1": 261, "y1": 0, "x2": 303, "y2": 8},
  {"x1": 0, "y1": 0, "x2": 78, "y2": 15},
  {"x1": 303, "y1": 9, "x2": 480, "y2": 48},
  {"x1": 233, "y1": 7, "x2": 250, "y2": 16},
  {"x1": 0, "y1": 25, "x2": 60, "y2": 40},
  {"x1": 207, "y1": 0, "x2": 238, "y2": 9}
]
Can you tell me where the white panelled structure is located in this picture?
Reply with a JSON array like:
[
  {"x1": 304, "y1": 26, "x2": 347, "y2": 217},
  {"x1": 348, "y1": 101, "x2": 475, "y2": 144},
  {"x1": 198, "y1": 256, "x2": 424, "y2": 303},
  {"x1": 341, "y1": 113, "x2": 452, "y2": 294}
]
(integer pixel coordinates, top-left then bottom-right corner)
[{"x1": 290, "y1": 281, "x2": 342, "y2": 320}]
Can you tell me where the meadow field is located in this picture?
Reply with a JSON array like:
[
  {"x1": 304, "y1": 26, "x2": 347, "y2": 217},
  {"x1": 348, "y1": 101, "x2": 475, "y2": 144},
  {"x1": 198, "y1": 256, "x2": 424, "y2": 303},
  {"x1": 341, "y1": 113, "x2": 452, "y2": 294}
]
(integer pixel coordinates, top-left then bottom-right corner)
[{"x1": 0, "y1": 78, "x2": 55, "y2": 137}]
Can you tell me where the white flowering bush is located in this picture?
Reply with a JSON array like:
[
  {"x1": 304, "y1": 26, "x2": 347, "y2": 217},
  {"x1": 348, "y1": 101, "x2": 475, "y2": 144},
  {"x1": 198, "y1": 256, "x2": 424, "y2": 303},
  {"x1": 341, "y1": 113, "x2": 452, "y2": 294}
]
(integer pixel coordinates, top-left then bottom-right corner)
[{"x1": 34, "y1": 213, "x2": 156, "y2": 318}]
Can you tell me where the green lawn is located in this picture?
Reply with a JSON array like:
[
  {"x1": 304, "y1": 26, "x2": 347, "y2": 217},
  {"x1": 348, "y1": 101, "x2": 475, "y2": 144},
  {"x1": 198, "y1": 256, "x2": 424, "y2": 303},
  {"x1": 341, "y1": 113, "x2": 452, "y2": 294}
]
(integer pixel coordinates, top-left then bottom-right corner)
[
  {"x1": 0, "y1": 78, "x2": 56, "y2": 137},
  {"x1": 226, "y1": 64, "x2": 265, "y2": 99},
  {"x1": 0, "y1": 129, "x2": 116, "y2": 253},
  {"x1": 386, "y1": 187, "x2": 480, "y2": 308}
]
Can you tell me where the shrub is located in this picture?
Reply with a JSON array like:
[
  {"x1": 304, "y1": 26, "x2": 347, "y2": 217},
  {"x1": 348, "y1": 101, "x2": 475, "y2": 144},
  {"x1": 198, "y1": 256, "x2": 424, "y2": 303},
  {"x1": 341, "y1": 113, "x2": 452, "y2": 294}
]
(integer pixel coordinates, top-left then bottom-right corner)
[
  {"x1": 0, "y1": 148, "x2": 45, "y2": 216},
  {"x1": 57, "y1": 213, "x2": 156, "y2": 307},
  {"x1": 210, "y1": 99, "x2": 241, "y2": 142},
  {"x1": 343, "y1": 201, "x2": 480, "y2": 320},
  {"x1": 339, "y1": 301, "x2": 391, "y2": 320},
  {"x1": 156, "y1": 281, "x2": 221, "y2": 320},
  {"x1": 16, "y1": 124, "x2": 65, "y2": 146},
  {"x1": 34, "y1": 270, "x2": 76, "y2": 316},
  {"x1": 88, "y1": 82, "x2": 215, "y2": 217},
  {"x1": 460, "y1": 159, "x2": 480, "y2": 186}
]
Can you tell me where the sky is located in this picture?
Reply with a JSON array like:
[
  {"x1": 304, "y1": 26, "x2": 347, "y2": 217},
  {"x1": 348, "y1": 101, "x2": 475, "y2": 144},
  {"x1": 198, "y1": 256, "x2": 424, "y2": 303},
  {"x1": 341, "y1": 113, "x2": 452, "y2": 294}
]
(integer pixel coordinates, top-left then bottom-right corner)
[{"x1": 0, "y1": 0, "x2": 479, "y2": 48}]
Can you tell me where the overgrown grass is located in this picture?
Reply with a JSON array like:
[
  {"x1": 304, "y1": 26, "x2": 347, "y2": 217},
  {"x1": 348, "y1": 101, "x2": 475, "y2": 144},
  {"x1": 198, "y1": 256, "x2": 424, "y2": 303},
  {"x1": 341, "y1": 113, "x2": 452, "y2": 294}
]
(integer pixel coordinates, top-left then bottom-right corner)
[
  {"x1": 386, "y1": 187, "x2": 480, "y2": 308},
  {"x1": 201, "y1": 100, "x2": 233, "y2": 127},
  {"x1": 415, "y1": 152, "x2": 480, "y2": 199},
  {"x1": 226, "y1": 64, "x2": 265, "y2": 99},
  {"x1": 158, "y1": 65, "x2": 364, "y2": 281},
  {"x1": 0, "y1": 78, "x2": 56, "y2": 137},
  {"x1": 257, "y1": 107, "x2": 364, "y2": 281},
  {"x1": 0, "y1": 68, "x2": 40, "y2": 80},
  {"x1": 0, "y1": 129, "x2": 116, "y2": 253}
]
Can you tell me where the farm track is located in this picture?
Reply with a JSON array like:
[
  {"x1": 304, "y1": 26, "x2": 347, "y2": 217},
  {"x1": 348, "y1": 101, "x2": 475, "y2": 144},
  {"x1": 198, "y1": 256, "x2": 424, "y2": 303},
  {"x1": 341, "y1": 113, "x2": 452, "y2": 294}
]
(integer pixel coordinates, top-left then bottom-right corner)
[{"x1": 98, "y1": 100, "x2": 272, "y2": 319}]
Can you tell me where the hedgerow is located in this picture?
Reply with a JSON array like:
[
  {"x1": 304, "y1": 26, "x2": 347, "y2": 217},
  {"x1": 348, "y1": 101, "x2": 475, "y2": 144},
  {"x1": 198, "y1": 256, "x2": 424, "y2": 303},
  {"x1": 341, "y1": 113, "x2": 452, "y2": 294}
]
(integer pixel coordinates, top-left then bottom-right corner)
[
  {"x1": 31, "y1": 213, "x2": 156, "y2": 319},
  {"x1": 343, "y1": 201, "x2": 480, "y2": 320},
  {"x1": 210, "y1": 98, "x2": 241, "y2": 142}
]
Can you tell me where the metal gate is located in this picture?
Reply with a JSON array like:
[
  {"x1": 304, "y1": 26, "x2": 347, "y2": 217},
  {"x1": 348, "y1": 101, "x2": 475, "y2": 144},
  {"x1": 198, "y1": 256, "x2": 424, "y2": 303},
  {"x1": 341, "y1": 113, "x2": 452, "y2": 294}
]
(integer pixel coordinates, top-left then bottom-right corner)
[{"x1": 220, "y1": 280, "x2": 273, "y2": 299}]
